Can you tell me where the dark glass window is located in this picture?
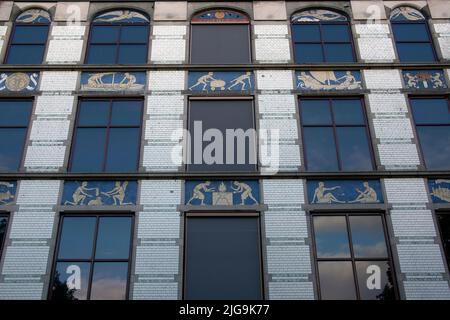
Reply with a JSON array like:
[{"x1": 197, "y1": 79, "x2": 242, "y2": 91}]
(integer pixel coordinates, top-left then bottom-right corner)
[
  {"x1": 292, "y1": 20, "x2": 355, "y2": 63},
  {"x1": 0, "y1": 100, "x2": 33, "y2": 171},
  {"x1": 184, "y1": 217, "x2": 262, "y2": 299},
  {"x1": 0, "y1": 216, "x2": 8, "y2": 258},
  {"x1": 5, "y1": 17, "x2": 49, "y2": 64},
  {"x1": 299, "y1": 98, "x2": 373, "y2": 171},
  {"x1": 50, "y1": 215, "x2": 133, "y2": 300},
  {"x1": 312, "y1": 214, "x2": 396, "y2": 300},
  {"x1": 390, "y1": 11, "x2": 436, "y2": 62},
  {"x1": 410, "y1": 97, "x2": 450, "y2": 170},
  {"x1": 437, "y1": 213, "x2": 450, "y2": 269},
  {"x1": 187, "y1": 100, "x2": 256, "y2": 172},
  {"x1": 86, "y1": 14, "x2": 149, "y2": 64},
  {"x1": 70, "y1": 99, "x2": 143, "y2": 173}
]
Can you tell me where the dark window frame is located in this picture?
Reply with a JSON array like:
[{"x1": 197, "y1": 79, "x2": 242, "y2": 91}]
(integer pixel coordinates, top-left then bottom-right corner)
[
  {"x1": 182, "y1": 212, "x2": 265, "y2": 300},
  {"x1": 310, "y1": 212, "x2": 398, "y2": 300},
  {"x1": 68, "y1": 98, "x2": 144, "y2": 173},
  {"x1": 435, "y1": 211, "x2": 450, "y2": 274},
  {"x1": 0, "y1": 98, "x2": 34, "y2": 172},
  {"x1": 186, "y1": 97, "x2": 258, "y2": 173},
  {"x1": 390, "y1": 18, "x2": 437, "y2": 62},
  {"x1": 4, "y1": 18, "x2": 50, "y2": 65},
  {"x1": 189, "y1": 9, "x2": 252, "y2": 64},
  {"x1": 298, "y1": 96, "x2": 375, "y2": 172},
  {"x1": 409, "y1": 95, "x2": 450, "y2": 170},
  {"x1": 85, "y1": 19, "x2": 150, "y2": 65},
  {"x1": 48, "y1": 213, "x2": 135, "y2": 300},
  {"x1": 0, "y1": 214, "x2": 9, "y2": 259},
  {"x1": 291, "y1": 20, "x2": 357, "y2": 64}
]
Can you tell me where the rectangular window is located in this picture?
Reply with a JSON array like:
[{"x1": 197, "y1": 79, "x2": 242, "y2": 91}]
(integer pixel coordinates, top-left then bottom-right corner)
[
  {"x1": 187, "y1": 99, "x2": 257, "y2": 172},
  {"x1": 70, "y1": 99, "x2": 143, "y2": 173},
  {"x1": 437, "y1": 213, "x2": 450, "y2": 269},
  {"x1": 392, "y1": 22, "x2": 436, "y2": 62},
  {"x1": 410, "y1": 97, "x2": 450, "y2": 170},
  {"x1": 292, "y1": 23, "x2": 355, "y2": 63},
  {"x1": 0, "y1": 100, "x2": 33, "y2": 172},
  {"x1": 312, "y1": 214, "x2": 396, "y2": 300},
  {"x1": 0, "y1": 215, "x2": 8, "y2": 258},
  {"x1": 299, "y1": 98, "x2": 373, "y2": 171},
  {"x1": 50, "y1": 215, "x2": 133, "y2": 300},
  {"x1": 190, "y1": 24, "x2": 251, "y2": 64},
  {"x1": 184, "y1": 216, "x2": 263, "y2": 299},
  {"x1": 5, "y1": 25, "x2": 49, "y2": 64}
]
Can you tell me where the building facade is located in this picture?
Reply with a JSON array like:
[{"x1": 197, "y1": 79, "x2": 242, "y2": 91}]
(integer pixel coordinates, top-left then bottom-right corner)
[{"x1": 0, "y1": 0, "x2": 449, "y2": 300}]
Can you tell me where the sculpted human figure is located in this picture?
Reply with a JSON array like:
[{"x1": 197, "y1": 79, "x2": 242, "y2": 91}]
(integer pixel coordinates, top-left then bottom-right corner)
[
  {"x1": 187, "y1": 181, "x2": 215, "y2": 205},
  {"x1": 189, "y1": 72, "x2": 216, "y2": 91},
  {"x1": 350, "y1": 182, "x2": 379, "y2": 203},
  {"x1": 228, "y1": 72, "x2": 252, "y2": 91},
  {"x1": 312, "y1": 182, "x2": 344, "y2": 204},
  {"x1": 231, "y1": 181, "x2": 258, "y2": 205},
  {"x1": 101, "y1": 181, "x2": 131, "y2": 205},
  {"x1": 65, "y1": 182, "x2": 98, "y2": 205}
]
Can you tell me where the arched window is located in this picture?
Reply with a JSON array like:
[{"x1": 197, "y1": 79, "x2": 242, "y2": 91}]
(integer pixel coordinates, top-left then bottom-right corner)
[
  {"x1": 5, "y1": 9, "x2": 50, "y2": 64},
  {"x1": 291, "y1": 9, "x2": 355, "y2": 63},
  {"x1": 86, "y1": 10, "x2": 150, "y2": 64},
  {"x1": 190, "y1": 9, "x2": 251, "y2": 64},
  {"x1": 390, "y1": 7, "x2": 436, "y2": 62}
]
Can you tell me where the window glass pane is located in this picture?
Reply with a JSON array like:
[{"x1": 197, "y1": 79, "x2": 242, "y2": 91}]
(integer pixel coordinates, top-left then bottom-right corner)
[
  {"x1": 313, "y1": 216, "x2": 350, "y2": 258},
  {"x1": 392, "y1": 23, "x2": 430, "y2": 42},
  {"x1": 324, "y1": 43, "x2": 354, "y2": 62},
  {"x1": 0, "y1": 217, "x2": 7, "y2": 251},
  {"x1": 332, "y1": 99, "x2": 364, "y2": 125},
  {"x1": 191, "y1": 25, "x2": 250, "y2": 64},
  {"x1": 0, "y1": 100, "x2": 32, "y2": 126},
  {"x1": 300, "y1": 99, "x2": 332, "y2": 125},
  {"x1": 336, "y1": 127, "x2": 373, "y2": 171},
  {"x1": 90, "y1": 25, "x2": 120, "y2": 43},
  {"x1": 78, "y1": 100, "x2": 110, "y2": 126},
  {"x1": 12, "y1": 25, "x2": 49, "y2": 43},
  {"x1": 90, "y1": 262, "x2": 128, "y2": 300},
  {"x1": 295, "y1": 43, "x2": 323, "y2": 63},
  {"x1": 411, "y1": 98, "x2": 450, "y2": 124},
  {"x1": 95, "y1": 217, "x2": 132, "y2": 259},
  {"x1": 437, "y1": 215, "x2": 450, "y2": 266},
  {"x1": 349, "y1": 216, "x2": 387, "y2": 258},
  {"x1": 185, "y1": 217, "x2": 262, "y2": 300},
  {"x1": 416, "y1": 126, "x2": 450, "y2": 170},
  {"x1": 322, "y1": 24, "x2": 351, "y2": 42},
  {"x1": 52, "y1": 262, "x2": 90, "y2": 300},
  {"x1": 356, "y1": 261, "x2": 395, "y2": 300},
  {"x1": 292, "y1": 24, "x2": 321, "y2": 42},
  {"x1": 70, "y1": 128, "x2": 107, "y2": 172},
  {"x1": 6, "y1": 44, "x2": 45, "y2": 64},
  {"x1": 86, "y1": 44, "x2": 117, "y2": 64},
  {"x1": 105, "y1": 128, "x2": 140, "y2": 172},
  {"x1": 118, "y1": 44, "x2": 147, "y2": 64},
  {"x1": 0, "y1": 128, "x2": 27, "y2": 171},
  {"x1": 111, "y1": 100, "x2": 142, "y2": 126},
  {"x1": 318, "y1": 261, "x2": 356, "y2": 300},
  {"x1": 396, "y1": 43, "x2": 435, "y2": 62},
  {"x1": 120, "y1": 26, "x2": 149, "y2": 43},
  {"x1": 57, "y1": 217, "x2": 96, "y2": 259},
  {"x1": 303, "y1": 127, "x2": 339, "y2": 171},
  {"x1": 188, "y1": 100, "x2": 256, "y2": 172}
]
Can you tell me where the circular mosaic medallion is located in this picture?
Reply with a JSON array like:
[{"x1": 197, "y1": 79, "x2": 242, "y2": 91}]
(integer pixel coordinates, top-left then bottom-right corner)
[
  {"x1": 5, "y1": 73, "x2": 30, "y2": 91},
  {"x1": 215, "y1": 11, "x2": 225, "y2": 19}
]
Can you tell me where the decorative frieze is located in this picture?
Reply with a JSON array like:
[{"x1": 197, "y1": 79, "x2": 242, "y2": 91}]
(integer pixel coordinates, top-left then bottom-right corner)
[
  {"x1": 295, "y1": 70, "x2": 362, "y2": 91},
  {"x1": 306, "y1": 180, "x2": 383, "y2": 204},
  {"x1": 0, "y1": 72, "x2": 39, "y2": 92},
  {"x1": 188, "y1": 71, "x2": 254, "y2": 93}
]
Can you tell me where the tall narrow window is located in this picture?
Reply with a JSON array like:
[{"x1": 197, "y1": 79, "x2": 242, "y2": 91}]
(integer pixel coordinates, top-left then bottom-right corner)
[
  {"x1": 187, "y1": 99, "x2": 257, "y2": 172},
  {"x1": 190, "y1": 9, "x2": 251, "y2": 64},
  {"x1": 410, "y1": 97, "x2": 450, "y2": 170},
  {"x1": 0, "y1": 100, "x2": 33, "y2": 172},
  {"x1": 5, "y1": 9, "x2": 50, "y2": 64},
  {"x1": 184, "y1": 216, "x2": 263, "y2": 299},
  {"x1": 437, "y1": 213, "x2": 450, "y2": 270},
  {"x1": 0, "y1": 215, "x2": 8, "y2": 258},
  {"x1": 299, "y1": 98, "x2": 373, "y2": 171},
  {"x1": 50, "y1": 215, "x2": 133, "y2": 300},
  {"x1": 390, "y1": 7, "x2": 436, "y2": 62},
  {"x1": 312, "y1": 214, "x2": 396, "y2": 300},
  {"x1": 291, "y1": 9, "x2": 355, "y2": 63},
  {"x1": 69, "y1": 99, "x2": 143, "y2": 172},
  {"x1": 86, "y1": 10, "x2": 150, "y2": 64}
]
